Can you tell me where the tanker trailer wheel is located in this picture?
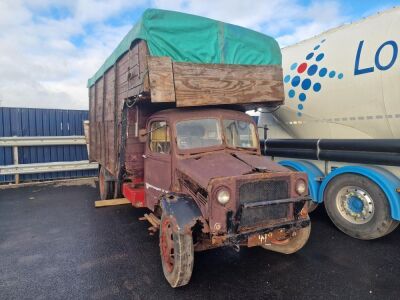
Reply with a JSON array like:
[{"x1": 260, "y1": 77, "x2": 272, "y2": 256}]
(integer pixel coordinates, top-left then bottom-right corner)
[
  {"x1": 261, "y1": 223, "x2": 311, "y2": 254},
  {"x1": 98, "y1": 166, "x2": 114, "y2": 200},
  {"x1": 324, "y1": 174, "x2": 399, "y2": 240},
  {"x1": 159, "y1": 213, "x2": 194, "y2": 288}
]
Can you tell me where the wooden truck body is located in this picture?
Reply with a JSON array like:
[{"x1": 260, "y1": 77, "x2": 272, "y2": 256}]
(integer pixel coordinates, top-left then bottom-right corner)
[{"x1": 88, "y1": 9, "x2": 311, "y2": 288}]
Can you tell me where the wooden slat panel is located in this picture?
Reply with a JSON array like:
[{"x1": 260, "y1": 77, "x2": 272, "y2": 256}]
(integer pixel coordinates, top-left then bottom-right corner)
[
  {"x1": 95, "y1": 78, "x2": 104, "y2": 120},
  {"x1": 148, "y1": 56, "x2": 175, "y2": 103},
  {"x1": 172, "y1": 63, "x2": 284, "y2": 107},
  {"x1": 88, "y1": 86, "x2": 96, "y2": 161},
  {"x1": 104, "y1": 67, "x2": 115, "y2": 121},
  {"x1": 139, "y1": 41, "x2": 150, "y2": 92}
]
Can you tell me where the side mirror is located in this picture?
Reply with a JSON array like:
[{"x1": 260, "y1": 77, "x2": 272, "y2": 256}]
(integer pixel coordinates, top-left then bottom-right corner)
[
  {"x1": 139, "y1": 129, "x2": 147, "y2": 143},
  {"x1": 257, "y1": 125, "x2": 269, "y2": 140},
  {"x1": 263, "y1": 125, "x2": 269, "y2": 140}
]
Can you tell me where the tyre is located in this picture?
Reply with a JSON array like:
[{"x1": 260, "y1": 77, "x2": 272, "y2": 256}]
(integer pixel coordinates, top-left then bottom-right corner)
[
  {"x1": 324, "y1": 174, "x2": 399, "y2": 240},
  {"x1": 159, "y1": 213, "x2": 194, "y2": 288},
  {"x1": 261, "y1": 223, "x2": 311, "y2": 254},
  {"x1": 98, "y1": 166, "x2": 114, "y2": 200}
]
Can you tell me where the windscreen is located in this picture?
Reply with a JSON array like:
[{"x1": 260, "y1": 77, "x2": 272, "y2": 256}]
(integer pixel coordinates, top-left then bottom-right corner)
[
  {"x1": 223, "y1": 119, "x2": 257, "y2": 149},
  {"x1": 176, "y1": 119, "x2": 222, "y2": 150}
]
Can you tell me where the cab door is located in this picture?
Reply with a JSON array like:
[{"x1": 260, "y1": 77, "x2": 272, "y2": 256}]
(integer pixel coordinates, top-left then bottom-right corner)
[{"x1": 144, "y1": 119, "x2": 172, "y2": 209}]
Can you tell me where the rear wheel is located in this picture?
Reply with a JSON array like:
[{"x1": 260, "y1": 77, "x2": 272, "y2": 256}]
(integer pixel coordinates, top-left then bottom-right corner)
[
  {"x1": 261, "y1": 224, "x2": 311, "y2": 254},
  {"x1": 98, "y1": 166, "x2": 114, "y2": 200},
  {"x1": 324, "y1": 174, "x2": 399, "y2": 240},
  {"x1": 159, "y1": 214, "x2": 194, "y2": 288}
]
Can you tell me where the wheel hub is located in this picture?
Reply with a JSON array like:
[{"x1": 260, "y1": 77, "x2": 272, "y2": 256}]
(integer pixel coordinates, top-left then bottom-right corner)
[
  {"x1": 335, "y1": 186, "x2": 374, "y2": 224},
  {"x1": 347, "y1": 196, "x2": 364, "y2": 213}
]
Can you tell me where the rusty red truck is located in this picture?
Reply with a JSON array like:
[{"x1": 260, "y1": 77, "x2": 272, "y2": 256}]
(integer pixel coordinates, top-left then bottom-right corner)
[{"x1": 88, "y1": 9, "x2": 311, "y2": 287}]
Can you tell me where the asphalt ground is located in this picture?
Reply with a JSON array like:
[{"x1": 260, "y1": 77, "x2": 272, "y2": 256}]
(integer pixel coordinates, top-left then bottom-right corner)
[{"x1": 1, "y1": 179, "x2": 400, "y2": 300}]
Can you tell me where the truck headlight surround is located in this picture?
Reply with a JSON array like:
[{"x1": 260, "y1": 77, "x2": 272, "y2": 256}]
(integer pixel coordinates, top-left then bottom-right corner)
[
  {"x1": 216, "y1": 187, "x2": 230, "y2": 205},
  {"x1": 295, "y1": 179, "x2": 307, "y2": 195}
]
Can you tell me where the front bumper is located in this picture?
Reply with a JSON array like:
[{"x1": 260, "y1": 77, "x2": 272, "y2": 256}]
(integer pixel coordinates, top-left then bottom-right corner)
[{"x1": 212, "y1": 196, "x2": 311, "y2": 247}]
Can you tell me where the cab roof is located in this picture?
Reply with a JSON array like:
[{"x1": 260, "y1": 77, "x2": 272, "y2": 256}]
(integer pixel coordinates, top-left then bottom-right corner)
[{"x1": 150, "y1": 108, "x2": 255, "y2": 123}]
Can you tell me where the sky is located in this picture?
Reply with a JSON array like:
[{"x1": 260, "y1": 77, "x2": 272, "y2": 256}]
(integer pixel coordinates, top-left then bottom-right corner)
[{"x1": 0, "y1": 0, "x2": 398, "y2": 110}]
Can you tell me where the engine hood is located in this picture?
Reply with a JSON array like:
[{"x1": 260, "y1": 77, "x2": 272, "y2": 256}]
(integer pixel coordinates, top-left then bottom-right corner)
[{"x1": 177, "y1": 152, "x2": 289, "y2": 188}]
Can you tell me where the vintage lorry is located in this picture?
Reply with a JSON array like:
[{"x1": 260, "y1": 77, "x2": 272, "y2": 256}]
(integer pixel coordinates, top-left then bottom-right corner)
[{"x1": 88, "y1": 9, "x2": 311, "y2": 287}]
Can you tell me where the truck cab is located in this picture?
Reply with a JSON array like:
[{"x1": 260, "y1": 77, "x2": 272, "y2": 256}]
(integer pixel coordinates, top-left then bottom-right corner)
[{"x1": 128, "y1": 108, "x2": 311, "y2": 286}]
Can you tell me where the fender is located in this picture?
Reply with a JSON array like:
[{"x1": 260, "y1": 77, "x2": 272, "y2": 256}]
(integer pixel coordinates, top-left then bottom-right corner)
[
  {"x1": 279, "y1": 160, "x2": 324, "y2": 203},
  {"x1": 318, "y1": 166, "x2": 400, "y2": 221},
  {"x1": 160, "y1": 193, "x2": 203, "y2": 234}
]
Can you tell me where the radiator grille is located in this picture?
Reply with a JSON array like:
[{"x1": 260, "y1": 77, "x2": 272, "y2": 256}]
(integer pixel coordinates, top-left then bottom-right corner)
[
  {"x1": 240, "y1": 205, "x2": 289, "y2": 227},
  {"x1": 237, "y1": 179, "x2": 290, "y2": 229},
  {"x1": 239, "y1": 179, "x2": 289, "y2": 204}
]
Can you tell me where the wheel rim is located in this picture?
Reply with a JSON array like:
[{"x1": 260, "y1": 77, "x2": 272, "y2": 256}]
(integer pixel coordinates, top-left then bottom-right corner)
[
  {"x1": 335, "y1": 186, "x2": 375, "y2": 224},
  {"x1": 160, "y1": 218, "x2": 175, "y2": 273}
]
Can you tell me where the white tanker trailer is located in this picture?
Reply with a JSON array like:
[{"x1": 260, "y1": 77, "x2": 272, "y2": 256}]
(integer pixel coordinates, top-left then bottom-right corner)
[{"x1": 259, "y1": 6, "x2": 400, "y2": 239}]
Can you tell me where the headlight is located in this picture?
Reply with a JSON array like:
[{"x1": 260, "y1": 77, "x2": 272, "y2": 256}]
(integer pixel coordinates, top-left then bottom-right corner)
[
  {"x1": 217, "y1": 188, "x2": 230, "y2": 205},
  {"x1": 295, "y1": 179, "x2": 307, "y2": 195}
]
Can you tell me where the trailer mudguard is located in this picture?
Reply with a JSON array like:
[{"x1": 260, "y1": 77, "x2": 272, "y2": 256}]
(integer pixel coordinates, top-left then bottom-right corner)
[
  {"x1": 279, "y1": 160, "x2": 324, "y2": 203},
  {"x1": 318, "y1": 166, "x2": 400, "y2": 220},
  {"x1": 160, "y1": 193, "x2": 203, "y2": 234}
]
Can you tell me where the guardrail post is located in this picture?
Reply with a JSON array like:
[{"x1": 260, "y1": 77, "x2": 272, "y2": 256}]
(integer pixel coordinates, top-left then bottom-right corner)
[{"x1": 12, "y1": 145, "x2": 19, "y2": 184}]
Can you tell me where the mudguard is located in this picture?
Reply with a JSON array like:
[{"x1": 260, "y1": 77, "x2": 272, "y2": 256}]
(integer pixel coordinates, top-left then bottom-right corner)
[
  {"x1": 160, "y1": 193, "x2": 203, "y2": 234},
  {"x1": 318, "y1": 166, "x2": 400, "y2": 221}
]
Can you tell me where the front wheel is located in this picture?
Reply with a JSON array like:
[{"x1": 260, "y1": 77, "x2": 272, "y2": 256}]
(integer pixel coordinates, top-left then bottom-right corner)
[
  {"x1": 262, "y1": 224, "x2": 311, "y2": 254},
  {"x1": 324, "y1": 174, "x2": 399, "y2": 240},
  {"x1": 159, "y1": 214, "x2": 194, "y2": 288}
]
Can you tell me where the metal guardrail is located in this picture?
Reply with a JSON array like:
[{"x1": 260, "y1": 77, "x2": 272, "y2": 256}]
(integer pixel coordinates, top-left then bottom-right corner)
[
  {"x1": 0, "y1": 136, "x2": 87, "y2": 146},
  {"x1": 0, "y1": 136, "x2": 98, "y2": 184},
  {"x1": 0, "y1": 161, "x2": 97, "y2": 175}
]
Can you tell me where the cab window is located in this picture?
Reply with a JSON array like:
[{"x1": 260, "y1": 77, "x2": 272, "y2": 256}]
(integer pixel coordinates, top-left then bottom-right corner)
[
  {"x1": 176, "y1": 119, "x2": 222, "y2": 150},
  {"x1": 223, "y1": 119, "x2": 257, "y2": 149},
  {"x1": 149, "y1": 121, "x2": 170, "y2": 154}
]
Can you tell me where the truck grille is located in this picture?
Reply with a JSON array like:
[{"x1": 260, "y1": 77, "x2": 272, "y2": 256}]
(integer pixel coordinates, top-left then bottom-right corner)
[
  {"x1": 239, "y1": 179, "x2": 289, "y2": 204},
  {"x1": 237, "y1": 179, "x2": 290, "y2": 229}
]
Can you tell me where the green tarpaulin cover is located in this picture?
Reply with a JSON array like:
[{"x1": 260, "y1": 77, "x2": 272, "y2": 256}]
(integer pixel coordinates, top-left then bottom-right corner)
[{"x1": 88, "y1": 9, "x2": 281, "y2": 87}]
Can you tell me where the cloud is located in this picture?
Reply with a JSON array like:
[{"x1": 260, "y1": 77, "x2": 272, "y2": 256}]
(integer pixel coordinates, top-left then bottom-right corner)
[
  {"x1": 152, "y1": 0, "x2": 348, "y2": 47},
  {"x1": 0, "y1": 0, "x2": 375, "y2": 110},
  {"x1": 0, "y1": 0, "x2": 145, "y2": 109}
]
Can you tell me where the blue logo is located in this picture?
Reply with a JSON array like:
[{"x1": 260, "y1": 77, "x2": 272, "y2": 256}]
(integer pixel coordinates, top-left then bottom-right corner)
[{"x1": 285, "y1": 39, "x2": 344, "y2": 117}]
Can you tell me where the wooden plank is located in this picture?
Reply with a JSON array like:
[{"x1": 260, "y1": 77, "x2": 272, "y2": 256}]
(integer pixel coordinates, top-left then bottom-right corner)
[
  {"x1": 139, "y1": 41, "x2": 150, "y2": 92},
  {"x1": 148, "y1": 56, "x2": 176, "y2": 102},
  {"x1": 95, "y1": 198, "x2": 131, "y2": 207},
  {"x1": 172, "y1": 62, "x2": 284, "y2": 107}
]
